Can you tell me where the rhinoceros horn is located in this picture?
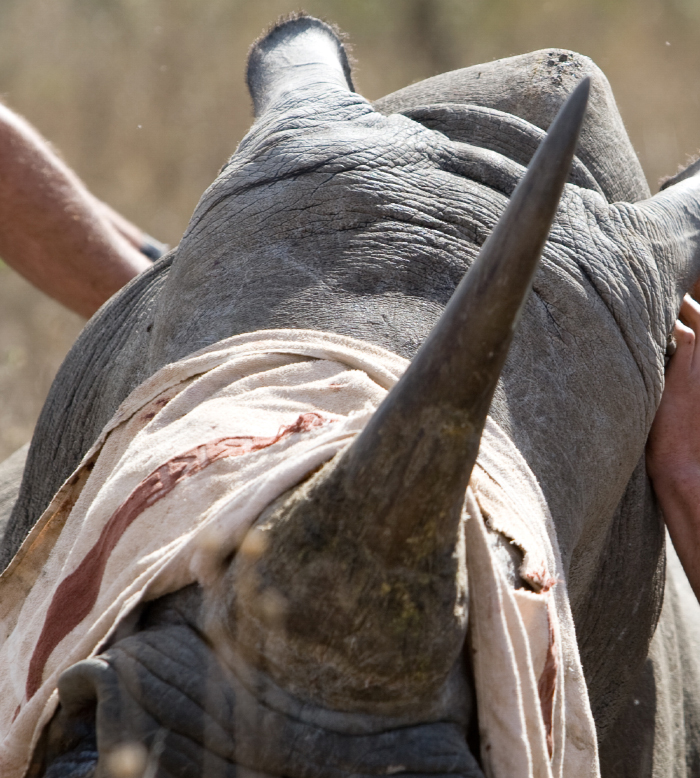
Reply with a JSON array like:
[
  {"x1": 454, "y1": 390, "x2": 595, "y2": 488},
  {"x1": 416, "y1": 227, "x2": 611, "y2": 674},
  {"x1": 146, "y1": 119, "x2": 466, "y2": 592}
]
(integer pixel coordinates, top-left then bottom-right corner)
[{"x1": 208, "y1": 76, "x2": 590, "y2": 718}]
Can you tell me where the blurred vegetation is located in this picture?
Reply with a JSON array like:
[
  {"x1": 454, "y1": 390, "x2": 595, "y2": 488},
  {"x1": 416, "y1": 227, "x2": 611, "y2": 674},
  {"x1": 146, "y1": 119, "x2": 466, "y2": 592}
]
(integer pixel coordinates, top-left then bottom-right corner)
[{"x1": 1, "y1": 0, "x2": 700, "y2": 456}]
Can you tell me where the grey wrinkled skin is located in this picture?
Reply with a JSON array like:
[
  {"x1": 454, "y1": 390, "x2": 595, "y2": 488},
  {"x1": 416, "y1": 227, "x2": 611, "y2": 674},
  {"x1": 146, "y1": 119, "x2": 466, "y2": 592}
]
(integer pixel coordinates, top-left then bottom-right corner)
[
  {"x1": 0, "y1": 443, "x2": 27, "y2": 540},
  {"x1": 5, "y1": 14, "x2": 700, "y2": 778}
]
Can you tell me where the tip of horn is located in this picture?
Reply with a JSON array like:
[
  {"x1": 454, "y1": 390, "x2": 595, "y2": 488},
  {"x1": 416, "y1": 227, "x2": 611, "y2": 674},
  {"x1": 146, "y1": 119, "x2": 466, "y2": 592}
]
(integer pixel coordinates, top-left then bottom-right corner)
[
  {"x1": 563, "y1": 76, "x2": 591, "y2": 126},
  {"x1": 550, "y1": 76, "x2": 591, "y2": 134},
  {"x1": 504, "y1": 73, "x2": 589, "y2": 230},
  {"x1": 524, "y1": 75, "x2": 590, "y2": 187}
]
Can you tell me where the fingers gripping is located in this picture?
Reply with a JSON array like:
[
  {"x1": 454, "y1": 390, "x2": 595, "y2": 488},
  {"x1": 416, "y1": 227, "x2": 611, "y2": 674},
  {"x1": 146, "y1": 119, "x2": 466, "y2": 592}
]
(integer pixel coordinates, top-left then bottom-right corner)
[
  {"x1": 672, "y1": 318, "x2": 695, "y2": 368},
  {"x1": 680, "y1": 293, "x2": 700, "y2": 332},
  {"x1": 669, "y1": 295, "x2": 700, "y2": 385},
  {"x1": 647, "y1": 295, "x2": 700, "y2": 479}
]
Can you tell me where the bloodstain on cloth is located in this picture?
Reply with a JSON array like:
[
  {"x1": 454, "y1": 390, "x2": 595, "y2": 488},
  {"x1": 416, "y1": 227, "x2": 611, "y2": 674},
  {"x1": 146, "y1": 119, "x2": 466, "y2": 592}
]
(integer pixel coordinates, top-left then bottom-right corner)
[{"x1": 26, "y1": 412, "x2": 328, "y2": 699}]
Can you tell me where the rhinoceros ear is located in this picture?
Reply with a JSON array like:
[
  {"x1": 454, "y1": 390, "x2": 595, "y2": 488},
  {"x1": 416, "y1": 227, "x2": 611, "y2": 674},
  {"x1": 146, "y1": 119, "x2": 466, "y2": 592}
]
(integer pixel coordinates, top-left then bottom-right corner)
[
  {"x1": 246, "y1": 14, "x2": 355, "y2": 118},
  {"x1": 208, "y1": 79, "x2": 591, "y2": 717},
  {"x1": 633, "y1": 163, "x2": 700, "y2": 305}
]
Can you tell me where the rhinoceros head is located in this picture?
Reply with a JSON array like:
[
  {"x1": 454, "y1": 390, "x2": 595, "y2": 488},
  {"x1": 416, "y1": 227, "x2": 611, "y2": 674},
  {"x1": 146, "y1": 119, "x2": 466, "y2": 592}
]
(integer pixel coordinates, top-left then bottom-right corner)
[
  {"x1": 11, "y1": 13, "x2": 700, "y2": 778},
  {"x1": 206, "y1": 55, "x2": 588, "y2": 723}
]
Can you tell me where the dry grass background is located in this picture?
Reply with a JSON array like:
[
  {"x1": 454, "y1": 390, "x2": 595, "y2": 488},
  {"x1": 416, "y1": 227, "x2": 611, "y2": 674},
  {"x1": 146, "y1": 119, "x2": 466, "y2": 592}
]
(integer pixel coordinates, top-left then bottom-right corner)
[{"x1": 0, "y1": 0, "x2": 699, "y2": 458}]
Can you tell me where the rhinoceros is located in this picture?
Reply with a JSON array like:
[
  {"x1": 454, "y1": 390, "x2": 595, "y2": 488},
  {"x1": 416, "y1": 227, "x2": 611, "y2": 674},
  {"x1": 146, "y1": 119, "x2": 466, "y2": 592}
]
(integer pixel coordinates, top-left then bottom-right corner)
[{"x1": 1, "y1": 12, "x2": 700, "y2": 778}]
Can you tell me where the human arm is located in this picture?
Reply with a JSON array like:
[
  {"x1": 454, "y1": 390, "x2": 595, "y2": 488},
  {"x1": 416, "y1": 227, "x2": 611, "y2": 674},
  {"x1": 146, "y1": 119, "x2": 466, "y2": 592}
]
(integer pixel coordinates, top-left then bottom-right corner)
[
  {"x1": 0, "y1": 103, "x2": 154, "y2": 318},
  {"x1": 647, "y1": 294, "x2": 700, "y2": 600}
]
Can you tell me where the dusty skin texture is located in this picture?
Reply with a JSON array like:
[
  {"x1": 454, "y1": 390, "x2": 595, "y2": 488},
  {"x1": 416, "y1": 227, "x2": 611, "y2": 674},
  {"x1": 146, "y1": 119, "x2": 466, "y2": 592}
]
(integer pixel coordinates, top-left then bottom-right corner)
[{"x1": 4, "y1": 15, "x2": 700, "y2": 778}]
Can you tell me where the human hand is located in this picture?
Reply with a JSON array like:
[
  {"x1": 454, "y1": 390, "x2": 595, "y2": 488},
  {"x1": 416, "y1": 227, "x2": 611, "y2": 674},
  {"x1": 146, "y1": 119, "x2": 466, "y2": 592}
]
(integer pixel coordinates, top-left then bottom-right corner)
[{"x1": 648, "y1": 295, "x2": 700, "y2": 485}]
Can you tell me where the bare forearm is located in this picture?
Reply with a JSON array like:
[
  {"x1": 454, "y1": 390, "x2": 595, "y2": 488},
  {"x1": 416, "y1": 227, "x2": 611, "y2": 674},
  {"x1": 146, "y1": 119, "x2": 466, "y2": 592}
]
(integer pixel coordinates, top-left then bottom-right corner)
[
  {"x1": 648, "y1": 295, "x2": 700, "y2": 600},
  {"x1": 650, "y1": 464, "x2": 700, "y2": 600},
  {"x1": 0, "y1": 104, "x2": 152, "y2": 317}
]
